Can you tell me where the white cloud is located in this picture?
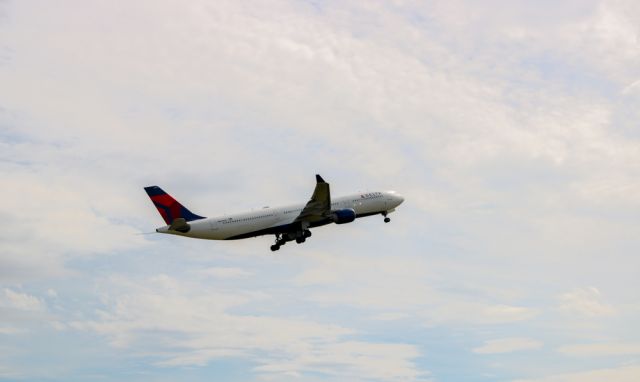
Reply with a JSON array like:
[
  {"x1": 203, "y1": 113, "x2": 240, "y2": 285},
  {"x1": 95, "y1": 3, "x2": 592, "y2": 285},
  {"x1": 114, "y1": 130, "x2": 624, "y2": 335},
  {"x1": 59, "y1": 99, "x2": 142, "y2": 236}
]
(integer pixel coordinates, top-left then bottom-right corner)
[
  {"x1": 558, "y1": 342, "x2": 640, "y2": 357},
  {"x1": 0, "y1": 327, "x2": 27, "y2": 335},
  {"x1": 1, "y1": 0, "x2": 640, "y2": 380},
  {"x1": 622, "y1": 79, "x2": 640, "y2": 94},
  {"x1": 0, "y1": 289, "x2": 45, "y2": 340},
  {"x1": 254, "y1": 341, "x2": 428, "y2": 382},
  {"x1": 68, "y1": 274, "x2": 424, "y2": 381},
  {"x1": 424, "y1": 303, "x2": 538, "y2": 327},
  {"x1": 0, "y1": 289, "x2": 44, "y2": 311},
  {"x1": 293, "y1": 251, "x2": 538, "y2": 326},
  {"x1": 557, "y1": 287, "x2": 616, "y2": 317},
  {"x1": 473, "y1": 337, "x2": 543, "y2": 354},
  {"x1": 514, "y1": 365, "x2": 640, "y2": 382},
  {"x1": 196, "y1": 267, "x2": 253, "y2": 279},
  {"x1": 1, "y1": 165, "x2": 146, "y2": 255},
  {"x1": 0, "y1": 364, "x2": 21, "y2": 379},
  {"x1": 370, "y1": 312, "x2": 409, "y2": 322},
  {"x1": 0, "y1": 161, "x2": 148, "y2": 283}
]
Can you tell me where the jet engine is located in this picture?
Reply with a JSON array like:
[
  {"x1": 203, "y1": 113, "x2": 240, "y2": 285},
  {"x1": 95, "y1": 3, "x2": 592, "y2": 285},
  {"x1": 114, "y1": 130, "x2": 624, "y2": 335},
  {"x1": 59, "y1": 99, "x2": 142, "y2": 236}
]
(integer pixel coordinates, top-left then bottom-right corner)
[{"x1": 331, "y1": 208, "x2": 356, "y2": 224}]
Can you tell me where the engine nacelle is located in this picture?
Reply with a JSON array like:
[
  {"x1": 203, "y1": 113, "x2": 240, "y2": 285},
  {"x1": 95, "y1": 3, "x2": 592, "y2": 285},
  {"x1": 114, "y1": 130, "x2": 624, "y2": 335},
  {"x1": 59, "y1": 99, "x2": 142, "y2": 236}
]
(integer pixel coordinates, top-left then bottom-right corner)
[{"x1": 331, "y1": 208, "x2": 356, "y2": 224}]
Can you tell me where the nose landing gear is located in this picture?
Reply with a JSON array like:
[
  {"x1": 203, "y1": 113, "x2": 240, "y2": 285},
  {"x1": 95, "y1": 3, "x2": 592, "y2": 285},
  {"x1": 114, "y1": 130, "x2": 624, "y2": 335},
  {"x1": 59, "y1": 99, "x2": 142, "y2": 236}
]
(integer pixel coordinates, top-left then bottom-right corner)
[{"x1": 382, "y1": 211, "x2": 391, "y2": 223}]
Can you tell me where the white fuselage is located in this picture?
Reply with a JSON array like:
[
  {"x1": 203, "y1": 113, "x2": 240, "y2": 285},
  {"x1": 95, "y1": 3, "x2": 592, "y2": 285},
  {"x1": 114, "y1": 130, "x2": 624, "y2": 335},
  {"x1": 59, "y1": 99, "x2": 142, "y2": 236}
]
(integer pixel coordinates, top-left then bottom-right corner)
[{"x1": 156, "y1": 191, "x2": 404, "y2": 240}]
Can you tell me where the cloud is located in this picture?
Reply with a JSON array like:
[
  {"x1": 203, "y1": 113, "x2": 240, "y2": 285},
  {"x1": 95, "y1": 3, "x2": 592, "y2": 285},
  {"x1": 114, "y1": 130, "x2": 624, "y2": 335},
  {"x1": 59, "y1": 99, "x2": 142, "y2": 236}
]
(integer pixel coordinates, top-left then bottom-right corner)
[
  {"x1": 0, "y1": 153, "x2": 148, "y2": 283},
  {"x1": 1, "y1": 0, "x2": 640, "y2": 381},
  {"x1": 557, "y1": 287, "x2": 616, "y2": 317},
  {"x1": 67, "y1": 274, "x2": 425, "y2": 381},
  {"x1": 622, "y1": 78, "x2": 640, "y2": 94},
  {"x1": 424, "y1": 303, "x2": 538, "y2": 327},
  {"x1": 0, "y1": 364, "x2": 21, "y2": 379},
  {"x1": 293, "y1": 251, "x2": 538, "y2": 326},
  {"x1": 473, "y1": 337, "x2": 543, "y2": 354},
  {"x1": 558, "y1": 342, "x2": 640, "y2": 357},
  {"x1": 196, "y1": 267, "x2": 253, "y2": 279},
  {"x1": 0, "y1": 289, "x2": 48, "y2": 341},
  {"x1": 254, "y1": 341, "x2": 428, "y2": 382},
  {"x1": 0, "y1": 289, "x2": 44, "y2": 311},
  {"x1": 370, "y1": 312, "x2": 410, "y2": 321},
  {"x1": 514, "y1": 365, "x2": 640, "y2": 382},
  {"x1": 0, "y1": 327, "x2": 27, "y2": 335}
]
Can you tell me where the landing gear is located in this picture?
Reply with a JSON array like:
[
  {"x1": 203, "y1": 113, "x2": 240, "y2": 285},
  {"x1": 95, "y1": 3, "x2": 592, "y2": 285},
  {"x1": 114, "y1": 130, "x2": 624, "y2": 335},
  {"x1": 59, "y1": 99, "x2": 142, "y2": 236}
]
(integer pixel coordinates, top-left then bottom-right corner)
[
  {"x1": 296, "y1": 230, "x2": 311, "y2": 243},
  {"x1": 271, "y1": 230, "x2": 312, "y2": 250},
  {"x1": 382, "y1": 211, "x2": 391, "y2": 223},
  {"x1": 271, "y1": 234, "x2": 286, "y2": 251}
]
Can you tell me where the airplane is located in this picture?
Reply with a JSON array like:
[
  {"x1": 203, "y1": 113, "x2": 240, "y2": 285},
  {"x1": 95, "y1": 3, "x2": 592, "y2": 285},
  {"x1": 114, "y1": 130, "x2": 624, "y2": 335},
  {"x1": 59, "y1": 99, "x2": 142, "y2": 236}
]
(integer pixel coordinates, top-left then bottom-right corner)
[{"x1": 144, "y1": 175, "x2": 404, "y2": 251}]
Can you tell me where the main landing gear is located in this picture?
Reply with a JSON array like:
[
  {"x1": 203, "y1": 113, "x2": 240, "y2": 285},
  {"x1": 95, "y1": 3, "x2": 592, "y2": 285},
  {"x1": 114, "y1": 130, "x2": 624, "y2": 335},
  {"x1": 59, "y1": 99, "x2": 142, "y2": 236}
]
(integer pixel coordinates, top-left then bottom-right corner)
[
  {"x1": 296, "y1": 230, "x2": 312, "y2": 243},
  {"x1": 382, "y1": 211, "x2": 391, "y2": 223},
  {"x1": 271, "y1": 230, "x2": 312, "y2": 251},
  {"x1": 271, "y1": 234, "x2": 285, "y2": 251}
]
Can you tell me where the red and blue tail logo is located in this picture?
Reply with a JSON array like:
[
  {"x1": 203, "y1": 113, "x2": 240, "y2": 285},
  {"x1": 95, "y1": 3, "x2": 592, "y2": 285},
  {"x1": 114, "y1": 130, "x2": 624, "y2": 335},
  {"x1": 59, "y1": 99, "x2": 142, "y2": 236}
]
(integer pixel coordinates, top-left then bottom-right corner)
[{"x1": 144, "y1": 186, "x2": 205, "y2": 225}]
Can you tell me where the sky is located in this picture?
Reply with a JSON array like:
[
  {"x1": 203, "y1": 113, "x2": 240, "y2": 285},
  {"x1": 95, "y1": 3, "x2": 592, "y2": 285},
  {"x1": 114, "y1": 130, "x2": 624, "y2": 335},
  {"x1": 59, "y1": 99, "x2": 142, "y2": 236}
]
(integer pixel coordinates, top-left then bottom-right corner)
[{"x1": 1, "y1": 0, "x2": 640, "y2": 381}]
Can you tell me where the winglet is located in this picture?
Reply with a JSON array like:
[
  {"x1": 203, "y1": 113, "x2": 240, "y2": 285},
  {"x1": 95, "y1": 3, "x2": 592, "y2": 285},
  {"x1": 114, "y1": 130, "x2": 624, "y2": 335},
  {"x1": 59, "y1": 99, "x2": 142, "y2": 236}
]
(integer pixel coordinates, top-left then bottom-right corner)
[{"x1": 316, "y1": 174, "x2": 326, "y2": 183}]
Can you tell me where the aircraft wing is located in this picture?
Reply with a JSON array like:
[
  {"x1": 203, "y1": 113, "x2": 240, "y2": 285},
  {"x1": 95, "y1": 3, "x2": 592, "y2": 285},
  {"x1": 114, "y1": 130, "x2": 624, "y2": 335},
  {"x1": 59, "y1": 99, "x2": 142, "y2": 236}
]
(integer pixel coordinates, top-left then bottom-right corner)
[{"x1": 294, "y1": 175, "x2": 331, "y2": 223}]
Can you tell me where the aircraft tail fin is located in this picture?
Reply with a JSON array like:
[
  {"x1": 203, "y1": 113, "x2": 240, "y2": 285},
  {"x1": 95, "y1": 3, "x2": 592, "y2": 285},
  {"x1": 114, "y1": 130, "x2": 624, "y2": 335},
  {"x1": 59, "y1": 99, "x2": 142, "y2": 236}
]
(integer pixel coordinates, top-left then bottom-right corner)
[{"x1": 144, "y1": 186, "x2": 206, "y2": 225}]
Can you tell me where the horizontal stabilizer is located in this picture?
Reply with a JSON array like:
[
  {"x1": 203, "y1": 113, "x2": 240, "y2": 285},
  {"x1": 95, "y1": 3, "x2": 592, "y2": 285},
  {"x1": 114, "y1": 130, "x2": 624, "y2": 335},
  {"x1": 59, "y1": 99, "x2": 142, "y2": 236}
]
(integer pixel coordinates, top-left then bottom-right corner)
[{"x1": 169, "y1": 218, "x2": 190, "y2": 233}]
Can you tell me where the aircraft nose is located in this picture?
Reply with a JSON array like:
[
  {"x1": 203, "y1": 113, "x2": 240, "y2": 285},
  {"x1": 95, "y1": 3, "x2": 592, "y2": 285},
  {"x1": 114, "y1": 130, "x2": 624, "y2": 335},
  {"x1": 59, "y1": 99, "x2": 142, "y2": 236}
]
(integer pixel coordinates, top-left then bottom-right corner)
[{"x1": 396, "y1": 194, "x2": 405, "y2": 204}]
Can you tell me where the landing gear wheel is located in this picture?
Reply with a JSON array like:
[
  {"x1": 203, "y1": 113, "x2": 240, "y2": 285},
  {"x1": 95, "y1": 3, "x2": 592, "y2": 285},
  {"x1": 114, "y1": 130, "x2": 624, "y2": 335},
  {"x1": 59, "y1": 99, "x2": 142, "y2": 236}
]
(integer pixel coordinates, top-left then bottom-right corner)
[
  {"x1": 384, "y1": 217, "x2": 391, "y2": 223},
  {"x1": 272, "y1": 234, "x2": 285, "y2": 251},
  {"x1": 303, "y1": 230, "x2": 312, "y2": 238},
  {"x1": 296, "y1": 237, "x2": 306, "y2": 244}
]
